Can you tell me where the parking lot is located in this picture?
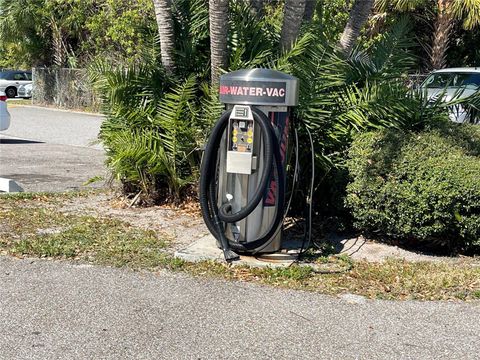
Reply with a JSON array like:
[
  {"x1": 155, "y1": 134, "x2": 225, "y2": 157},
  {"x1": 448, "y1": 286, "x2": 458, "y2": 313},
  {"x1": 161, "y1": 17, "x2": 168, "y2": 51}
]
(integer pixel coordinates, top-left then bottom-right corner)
[{"x1": 0, "y1": 105, "x2": 106, "y2": 192}]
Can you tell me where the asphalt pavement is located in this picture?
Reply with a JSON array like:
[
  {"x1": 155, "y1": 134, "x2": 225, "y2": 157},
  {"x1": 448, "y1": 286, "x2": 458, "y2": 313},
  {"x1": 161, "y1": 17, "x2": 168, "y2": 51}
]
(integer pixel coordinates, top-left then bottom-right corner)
[
  {"x1": 2, "y1": 105, "x2": 104, "y2": 149},
  {"x1": 0, "y1": 106, "x2": 106, "y2": 192},
  {"x1": 0, "y1": 256, "x2": 479, "y2": 360}
]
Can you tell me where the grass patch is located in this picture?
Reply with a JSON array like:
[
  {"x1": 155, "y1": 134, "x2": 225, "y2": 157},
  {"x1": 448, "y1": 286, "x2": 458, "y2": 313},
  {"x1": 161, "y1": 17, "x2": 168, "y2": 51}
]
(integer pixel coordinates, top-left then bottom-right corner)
[
  {"x1": 172, "y1": 258, "x2": 480, "y2": 301},
  {"x1": 0, "y1": 200, "x2": 167, "y2": 269},
  {"x1": 7, "y1": 101, "x2": 100, "y2": 114},
  {"x1": 0, "y1": 189, "x2": 103, "y2": 202},
  {"x1": 7, "y1": 99, "x2": 33, "y2": 107},
  {"x1": 1, "y1": 194, "x2": 479, "y2": 301}
]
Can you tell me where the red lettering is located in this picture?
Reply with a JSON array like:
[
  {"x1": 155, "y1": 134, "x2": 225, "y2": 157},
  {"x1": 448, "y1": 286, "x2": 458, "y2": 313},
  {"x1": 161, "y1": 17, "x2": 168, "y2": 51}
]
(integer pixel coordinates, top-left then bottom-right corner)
[
  {"x1": 265, "y1": 180, "x2": 277, "y2": 205},
  {"x1": 221, "y1": 85, "x2": 286, "y2": 99}
]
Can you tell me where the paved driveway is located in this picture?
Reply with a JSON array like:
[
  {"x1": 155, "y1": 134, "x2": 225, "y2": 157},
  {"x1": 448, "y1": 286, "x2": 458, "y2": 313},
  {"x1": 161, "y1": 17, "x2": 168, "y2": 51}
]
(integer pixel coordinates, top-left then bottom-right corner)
[
  {"x1": 1, "y1": 256, "x2": 479, "y2": 360},
  {"x1": 0, "y1": 106, "x2": 106, "y2": 192}
]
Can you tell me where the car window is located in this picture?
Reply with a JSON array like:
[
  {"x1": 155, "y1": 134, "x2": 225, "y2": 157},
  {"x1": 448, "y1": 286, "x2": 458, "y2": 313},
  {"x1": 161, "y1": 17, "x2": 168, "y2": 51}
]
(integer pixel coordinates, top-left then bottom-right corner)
[
  {"x1": 423, "y1": 73, "x2": 453, "y2": 88},
  {"x1": 13, "y1": 73, "x2": 26, "y2": 80},
  {"x1": 25, "y1": 72, "x2": 32, "y2": 81},
  {"x1": 424, "y1": 72, "x2": 480, "y2": 90},
  {"x1": 453, "y1": 73, "x2": 480, "y2": 89},
  {"x1": 0, "y1": 72, "x2": 16, "y2": 80}
]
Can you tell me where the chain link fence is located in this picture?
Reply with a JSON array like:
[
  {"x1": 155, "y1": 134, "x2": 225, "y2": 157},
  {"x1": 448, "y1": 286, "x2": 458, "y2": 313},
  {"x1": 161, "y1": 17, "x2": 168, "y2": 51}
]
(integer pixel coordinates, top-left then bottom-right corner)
[
  {"x1": 32, "y1": 68, "x2": 101, "y2": 112},
  {"x1": 407, "y1": 74, "x2": 428, "y2": 89},
  {"x1": 28, "y1": 68, "x2": 429, "y2": 113}
]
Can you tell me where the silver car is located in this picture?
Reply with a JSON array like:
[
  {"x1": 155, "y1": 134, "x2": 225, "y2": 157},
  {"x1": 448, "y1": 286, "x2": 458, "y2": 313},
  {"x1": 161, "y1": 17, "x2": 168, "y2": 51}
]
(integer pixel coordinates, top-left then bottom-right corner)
[
  {"x1": 0, "y1": 70, "x2": 33, "y2": 98},
  {"x1": 17, "y1": 83, "x2": 33, "y2": 98},
  {"x1": 421, "y1": 68, "x2": 480, "y2": 123}
]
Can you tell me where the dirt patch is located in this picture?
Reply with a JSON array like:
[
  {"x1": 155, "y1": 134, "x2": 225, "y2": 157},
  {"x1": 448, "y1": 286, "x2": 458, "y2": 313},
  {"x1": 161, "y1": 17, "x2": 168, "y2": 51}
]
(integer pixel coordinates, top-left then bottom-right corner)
[
  {"x1": 327, "y1": 233, "x2": 460, "y2": 263},
  {"x1": 55, "y1": 192, "x2": 476, "y2": 264},
  {"x1": 59, "y1": 192, "x2": 209, "y2": 252}
]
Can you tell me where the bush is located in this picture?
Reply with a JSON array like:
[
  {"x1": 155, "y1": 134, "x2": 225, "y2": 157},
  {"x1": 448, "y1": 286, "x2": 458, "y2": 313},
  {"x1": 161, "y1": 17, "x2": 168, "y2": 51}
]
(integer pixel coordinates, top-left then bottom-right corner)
[
  {"x1": 345, "y1": 122, "x2": 480, "y2": 252},
  {"x1": 94, "y1": 69, "x2": 211, "y2": 203}
]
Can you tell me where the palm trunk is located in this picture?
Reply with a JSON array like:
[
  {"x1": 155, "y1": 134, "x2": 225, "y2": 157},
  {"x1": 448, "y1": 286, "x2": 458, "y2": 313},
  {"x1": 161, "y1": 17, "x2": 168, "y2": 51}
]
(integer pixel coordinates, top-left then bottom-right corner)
[
  {"x1": 304, "y1": 0, "x2": 316, "y2": 22},
  {"x1": 280, "y1": 0, "x2": 307, "y2": 51},
  {"x1": 153, "y1": 0, "x2": 176, "y2": 75},
  {"x1": 250, "y1": 0, "x2": 264, "y2": 17},
  {"x1": 51, "y1": 19, "x2": 67, "y2": 68},
  {"x1": 209, "y1": 0, "x2": 229, "y2": 86},
  {"x1": 430, "y1": 0, "x2": 453, "y2": 70},
  {"x1": 338, "y1": 0, "x2": 374, "y2": 56}
]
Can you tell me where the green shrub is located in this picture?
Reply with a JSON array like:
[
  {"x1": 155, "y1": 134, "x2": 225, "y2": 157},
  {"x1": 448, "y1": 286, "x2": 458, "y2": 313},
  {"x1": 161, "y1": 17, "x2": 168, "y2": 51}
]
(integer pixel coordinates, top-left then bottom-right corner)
[
  {"x1": 97, "y1": 72, "x2": 204, "y2": 203},
  {"x1": 345, "y1": 122, "x2": 480, "y2": 252}
]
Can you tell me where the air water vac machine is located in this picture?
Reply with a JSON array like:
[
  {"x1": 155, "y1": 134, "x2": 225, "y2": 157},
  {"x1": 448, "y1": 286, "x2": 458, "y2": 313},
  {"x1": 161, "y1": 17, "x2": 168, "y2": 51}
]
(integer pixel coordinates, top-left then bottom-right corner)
[{"x1": 199, "y1": 69, "x2": 306, "y2": 262}]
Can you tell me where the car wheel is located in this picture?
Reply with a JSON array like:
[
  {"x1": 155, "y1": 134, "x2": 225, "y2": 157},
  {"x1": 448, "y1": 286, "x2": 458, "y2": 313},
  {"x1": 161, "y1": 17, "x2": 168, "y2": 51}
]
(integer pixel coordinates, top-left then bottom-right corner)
[{"x1": 5, "y1": 87, "x2": 17, "y2": 98}]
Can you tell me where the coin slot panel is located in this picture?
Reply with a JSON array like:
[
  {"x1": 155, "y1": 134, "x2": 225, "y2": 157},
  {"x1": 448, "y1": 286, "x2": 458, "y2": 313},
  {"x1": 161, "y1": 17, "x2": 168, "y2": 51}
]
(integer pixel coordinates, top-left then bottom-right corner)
[{"x1": 230, "y1": 119, "x2": 254, "y2": 153}]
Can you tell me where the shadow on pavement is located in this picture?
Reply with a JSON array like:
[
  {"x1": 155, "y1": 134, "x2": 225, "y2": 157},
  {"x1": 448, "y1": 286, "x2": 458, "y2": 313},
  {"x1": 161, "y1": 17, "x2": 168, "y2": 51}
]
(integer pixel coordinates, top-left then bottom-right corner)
[{"x1": 0, "y1": 138, "x2": 44, "y2": 144}]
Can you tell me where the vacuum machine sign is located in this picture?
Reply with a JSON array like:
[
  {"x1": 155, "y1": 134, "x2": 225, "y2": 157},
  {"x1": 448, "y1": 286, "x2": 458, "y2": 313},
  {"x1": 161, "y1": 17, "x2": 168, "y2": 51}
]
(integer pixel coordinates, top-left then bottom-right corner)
[{"x1": 219, "y1": 81, "x2": 287, "y2": 104}]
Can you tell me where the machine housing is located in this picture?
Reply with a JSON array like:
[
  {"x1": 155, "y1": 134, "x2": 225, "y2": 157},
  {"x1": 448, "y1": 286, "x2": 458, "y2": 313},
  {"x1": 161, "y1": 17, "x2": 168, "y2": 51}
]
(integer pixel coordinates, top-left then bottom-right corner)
[{"x1": 216, "y1": 69, "x2": 299, "y2": 253}]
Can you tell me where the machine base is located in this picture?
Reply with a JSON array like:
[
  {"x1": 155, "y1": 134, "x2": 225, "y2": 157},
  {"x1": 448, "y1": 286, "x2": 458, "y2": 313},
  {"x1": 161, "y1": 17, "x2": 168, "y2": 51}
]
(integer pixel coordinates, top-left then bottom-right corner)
[{"x1": 176, "y1": 234, "x2": 302, "y2": 268}]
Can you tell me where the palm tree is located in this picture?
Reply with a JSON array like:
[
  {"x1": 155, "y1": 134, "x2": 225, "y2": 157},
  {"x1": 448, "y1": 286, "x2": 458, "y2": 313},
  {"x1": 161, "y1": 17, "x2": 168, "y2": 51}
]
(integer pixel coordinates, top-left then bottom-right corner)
[
  {"x1": 209, "y1": 0, "x2": 229, "y2": 85},
  {"x1": 430, "y1": 0, "x2": 453, "y2": 69},
  {"x1": 250, "y1": 0, "x2": 264, "y2": 17},
  {"x1": 304, "y1": 0, "x2": 317, "y2": 21},
  {"x1": 0, "y1": 0, "x2": 78, "y2": 67},
  {"x1": 374, "y1": 0, "x2": 480, "y2": 69},
  {"x1": 431, "y1": 0, "x2": 480, "y2": 69},
  {"x1": 153, "y1": 0, "x2": 176, "y2": 75},
  {"x1": 339, "y1": 0, "x2": 375, "y2": 55},
  {"x1": 280, "y1": 0, "x2": 307, "y2": 51}
]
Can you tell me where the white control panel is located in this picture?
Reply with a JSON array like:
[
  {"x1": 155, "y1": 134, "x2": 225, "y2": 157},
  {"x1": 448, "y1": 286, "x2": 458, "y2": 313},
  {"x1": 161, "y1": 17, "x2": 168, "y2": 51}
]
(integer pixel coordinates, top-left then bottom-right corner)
[{"x1": 226, "y1": 105, "x2": 254, "y2": 174}]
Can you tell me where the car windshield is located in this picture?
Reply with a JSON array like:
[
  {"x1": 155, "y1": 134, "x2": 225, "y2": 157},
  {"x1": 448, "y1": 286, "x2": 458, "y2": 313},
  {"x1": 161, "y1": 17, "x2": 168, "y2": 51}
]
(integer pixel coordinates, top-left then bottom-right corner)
[
  {"x1": 0, "y1": 72, "x2": 10, "y2": 80},
  {"x1": 423, "y1": 72, "x2": 480, "y2": 90}
]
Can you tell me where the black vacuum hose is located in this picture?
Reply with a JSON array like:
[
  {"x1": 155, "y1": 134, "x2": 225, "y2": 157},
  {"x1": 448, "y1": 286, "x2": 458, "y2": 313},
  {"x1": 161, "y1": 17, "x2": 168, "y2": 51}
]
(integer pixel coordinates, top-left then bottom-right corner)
[{"x1": 199, "y1": 107, "x2": 286, "y2": 254}]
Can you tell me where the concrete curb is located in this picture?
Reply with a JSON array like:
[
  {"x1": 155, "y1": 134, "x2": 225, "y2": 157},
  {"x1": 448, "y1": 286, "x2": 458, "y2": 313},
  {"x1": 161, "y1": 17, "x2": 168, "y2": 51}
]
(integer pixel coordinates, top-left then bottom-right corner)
[
  {"x1": 0, "y1": 178, "x2": 24, "y2": 193},
  {"x1": 7, "y1": 104, "x2": 105, "y2": 117}
]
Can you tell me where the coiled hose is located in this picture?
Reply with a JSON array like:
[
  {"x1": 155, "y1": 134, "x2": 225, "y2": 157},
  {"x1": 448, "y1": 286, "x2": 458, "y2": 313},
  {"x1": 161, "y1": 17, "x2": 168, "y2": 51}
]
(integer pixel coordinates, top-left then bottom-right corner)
[{"x1": 199, "y1": 107, "x2": 286, "y2": 259}]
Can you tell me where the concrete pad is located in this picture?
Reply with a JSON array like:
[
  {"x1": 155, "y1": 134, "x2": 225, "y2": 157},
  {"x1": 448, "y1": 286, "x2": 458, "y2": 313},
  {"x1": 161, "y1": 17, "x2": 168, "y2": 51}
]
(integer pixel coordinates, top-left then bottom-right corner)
[
  {"x1": 175, "y1": 234, "x2": 301, "y2": 268},
  {"x1": 0, "y1": 177, "x2": 24, "y2": 193},
  {"x1": 328, "y1": 233, "x2": 454, "y2": 263}
]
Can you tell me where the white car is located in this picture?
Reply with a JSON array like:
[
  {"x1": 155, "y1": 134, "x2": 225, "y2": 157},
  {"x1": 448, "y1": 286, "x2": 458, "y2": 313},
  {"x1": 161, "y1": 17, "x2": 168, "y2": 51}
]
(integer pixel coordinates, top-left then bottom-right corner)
[
  {"x1": 0, "y1": 70, "x2": 33, "y2": 98},
  {"x1": 421, "y1": 67, "x2": 480, "y2": 123},
  {"x1": 0, "y1": 91, "x2": 11, "y2": 131},
  {"x1": 18, "y1": 83, "x2": 33, "y2": 98}
]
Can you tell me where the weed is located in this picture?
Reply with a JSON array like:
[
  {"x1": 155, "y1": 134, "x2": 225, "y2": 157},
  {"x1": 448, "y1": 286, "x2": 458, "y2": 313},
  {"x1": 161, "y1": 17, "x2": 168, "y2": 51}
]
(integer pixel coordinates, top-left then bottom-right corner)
[{"x1": 82, "y1": 176, "x2": 105, "y2": 186}]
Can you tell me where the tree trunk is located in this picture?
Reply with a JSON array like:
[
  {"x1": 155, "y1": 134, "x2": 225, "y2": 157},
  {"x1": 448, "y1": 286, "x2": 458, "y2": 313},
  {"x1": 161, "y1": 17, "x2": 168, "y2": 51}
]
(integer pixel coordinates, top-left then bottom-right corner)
[
  {"x1": 51, "y1": 19, "x2": 67, "y2": 68},
  {"x1": 250, "y1": 0, "x2": 264, "y2": 17},
  {"x1": 338, "y1": 0, "x2": 374, "y2": 56},
  {"x1": 280, "y1": 0, "x2": 307, "y2": 51},
  {"x1": 209, "y1": 0, "x2": 229, "y2": 86},
  {"x1": 430, "y1": 0, "x2": 453, "y2": 70},
  {"x1": 153, "y1": 0, "x2": 176, "y2": 75},
  {"x1": 304, "y1": 0, "x2": 316, "y2": 22}
]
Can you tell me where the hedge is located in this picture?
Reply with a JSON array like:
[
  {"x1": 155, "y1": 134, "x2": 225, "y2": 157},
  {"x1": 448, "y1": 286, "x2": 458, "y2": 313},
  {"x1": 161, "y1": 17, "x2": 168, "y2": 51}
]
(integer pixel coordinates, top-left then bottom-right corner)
[{"x1": 345, "y1": 122, "x2": 480, "y2": 252}]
